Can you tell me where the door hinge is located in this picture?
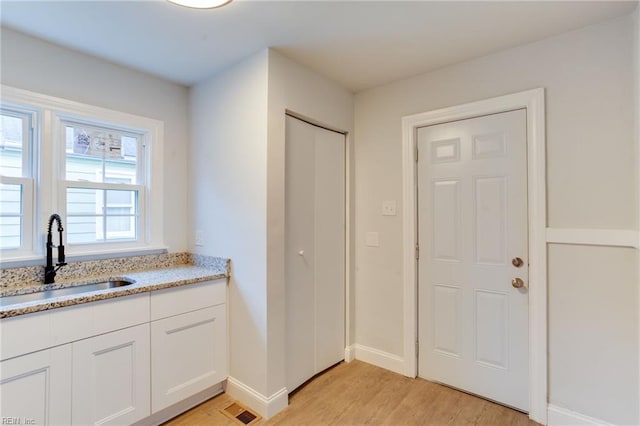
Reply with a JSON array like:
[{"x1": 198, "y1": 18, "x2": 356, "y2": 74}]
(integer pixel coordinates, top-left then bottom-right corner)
[
  {"x1": 415, "y1": 143, "x2": 418, "y2": 162},
  {"x1": 415, "y1": 244, "x2": 420, "y2": 260},
  {"x1": 416, "y1": 340, "x2": 419, "y2": 358}
]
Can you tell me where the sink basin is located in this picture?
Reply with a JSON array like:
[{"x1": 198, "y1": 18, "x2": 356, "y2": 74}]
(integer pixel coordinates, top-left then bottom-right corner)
[{"x1": 0, "y1": 279, "x2": 136, "y2": 307}]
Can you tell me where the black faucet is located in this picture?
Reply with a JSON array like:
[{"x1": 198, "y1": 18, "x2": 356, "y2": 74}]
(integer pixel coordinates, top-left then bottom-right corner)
[{"x1": 45, "y1": 214, "x2": 67, "y2": 284}]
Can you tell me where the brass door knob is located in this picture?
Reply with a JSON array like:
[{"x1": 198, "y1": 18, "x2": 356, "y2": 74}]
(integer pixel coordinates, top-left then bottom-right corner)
[
  {"x1": 512, "y1": 257, "x2": 524, "y2": 267},
  {"x1": 512, "y1": 278, "x2": 525, "y2": 289}
]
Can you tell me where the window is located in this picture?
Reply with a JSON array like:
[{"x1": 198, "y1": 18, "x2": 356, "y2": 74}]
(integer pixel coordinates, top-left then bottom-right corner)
[
  {"x1": 0, "y1": 107, "x2": 35, "y2": 254},
  {"x1": 62, "y1": 122, "x2": 142, "y2": 245},
  {"x1": 0, "y1": 86, "x2": 164, "y2": 263}
]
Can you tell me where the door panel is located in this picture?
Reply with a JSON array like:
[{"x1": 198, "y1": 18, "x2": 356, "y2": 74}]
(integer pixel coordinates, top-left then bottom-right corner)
[
  {"x1": 313, "y1": 126, "x2": 345, "y2": 373},
  {"x1": 0, "y1": 345, "x2": 72, "y2": 425},
  {"x1": 285, "y1": 116, "x2": 317, "y2": 392},
  {"x1": 72, "y1": 324, "x2": 150, "y2": 425},
  {"x1": 417, "y1": 109, "x2": 528, "y2": 411},
  {"x1": 151, "y1": 305, "x2": 226, "y2": 412}
]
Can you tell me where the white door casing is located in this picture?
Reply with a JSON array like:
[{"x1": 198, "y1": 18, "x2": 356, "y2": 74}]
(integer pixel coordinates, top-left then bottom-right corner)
[
  {"x1": 285, "y1": 114, "x2": 346, "y2": 392},
  {"x1": 417, "y1": 109, "x2": 528, "y2": 410},
  {"x1": 401, "y1": 89, "x2": 547, "y2": 423}
]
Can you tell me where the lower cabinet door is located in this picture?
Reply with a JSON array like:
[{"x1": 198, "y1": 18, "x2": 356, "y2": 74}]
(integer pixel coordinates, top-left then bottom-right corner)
[
  {"x1": 151, "y1": 304, "x2": 227, "y2": 412},
  {"x1": 72, "y1": 323, "x2": 150, "y2": 425},
  {"x1": 0, "y1": 345, "x2": 72, "y2": 425}
]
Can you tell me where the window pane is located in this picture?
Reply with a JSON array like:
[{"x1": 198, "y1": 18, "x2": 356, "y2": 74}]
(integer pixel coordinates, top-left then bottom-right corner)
[
  {"x1": 105, "y1": 159, "x2": 137, "y2": 183},
  {"x1": 65, "y1": 124, "x2": 138, "y2": 184},
  {"x1": 66, "y1": 188, "x2": 138, "y2": 244},
  {"x1": 67, "y1": 188, "x2": 100, "y2": 215},
  {"x1": 106, "y1": 215, "x2": 136, "y2": 240},
  {"x1": 67, "y1": 215, "x2": 101, "y2": 244},
  {"x1": 105, "y1": 190, "x2": 136, "y2": 240},
  {"x1": 0, "y1": 183, "x2": 22, "y2": 249},
  {"x1": 66, "y1": 154, "x2": 103, "y2": 182},
  {"x1": 67, "y1": 187, "x2": 101, "y2": 244},
  {"x1": 0, "y1": 216, "x2": 21, "y2": 249},
  {"x1": 0, "y1": 183, "x2": 23, "y2": 215},
  {"x1": 106, "y1": 189, "x2": 135, "y2": 206},
  {"x1": 0, "y1": 113, "x2": 25, "y2": 177}
]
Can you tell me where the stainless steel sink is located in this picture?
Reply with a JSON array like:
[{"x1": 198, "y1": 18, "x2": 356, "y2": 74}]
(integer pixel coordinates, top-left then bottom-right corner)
[{"x1": 0, "y1": 279, "x2": 136, "y2": 307}]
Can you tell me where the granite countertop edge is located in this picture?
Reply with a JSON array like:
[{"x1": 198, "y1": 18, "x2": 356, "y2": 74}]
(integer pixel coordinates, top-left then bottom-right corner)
[{"x1": 0, "y1": 266, "x2": 228, "y2": 319}]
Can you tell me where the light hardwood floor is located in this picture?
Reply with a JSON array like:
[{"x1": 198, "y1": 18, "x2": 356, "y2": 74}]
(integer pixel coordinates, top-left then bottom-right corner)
[{"x1": 165, "y1": 360, "x2": 538, "y2": 426}]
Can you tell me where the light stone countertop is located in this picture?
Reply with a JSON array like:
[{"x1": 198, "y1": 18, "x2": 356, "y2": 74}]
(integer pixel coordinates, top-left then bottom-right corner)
[{"x1": 0, "y1": 264, "x2": 228, "y2": 319}]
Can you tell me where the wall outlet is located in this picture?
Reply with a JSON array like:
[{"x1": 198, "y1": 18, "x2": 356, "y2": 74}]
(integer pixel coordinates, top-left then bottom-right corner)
[
  {"x1": 382, "y1": 200, "x2": 397, "y2": 216},
  {"x1": 195, "y1": 230, "x2": 204, "y2": 246}
]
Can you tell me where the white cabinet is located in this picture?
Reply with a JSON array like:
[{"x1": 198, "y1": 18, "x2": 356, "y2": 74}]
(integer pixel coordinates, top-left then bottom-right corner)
[
  {"x1": 0, "y1": 345, "x2": 72, "y2": 426},
  {"x1": 0, "y1": 279, "x2": 227, "y2": 424},
  {"x1": 151, "y1": 304, "x2": 227, "y2": 412},
  {"x1": 72, "y1": 324, "x2": 150, "y2": 425},
  {"x1": 149, "y1": 279, "x2": 227, "y2": 413}
]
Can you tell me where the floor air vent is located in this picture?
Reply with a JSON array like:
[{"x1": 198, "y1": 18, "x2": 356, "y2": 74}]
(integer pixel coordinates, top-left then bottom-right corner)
[{"x1": 220, "y1": 402, "x2": 261, "y2": 425}]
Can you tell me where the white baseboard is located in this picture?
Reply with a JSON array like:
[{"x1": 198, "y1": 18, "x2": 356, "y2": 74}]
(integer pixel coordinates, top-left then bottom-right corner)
[
  {"x1": 134, "y1": 383, "x2": 223, "y2": 426},
  {"x1": 352, "y1": 344, "x2": 405, "y2": 375},
  {"x1": 547, "y1": 404, "x2": 614, "y2": 426},
  {"x1": 225, "y1": 376, "x2": 288, "y2": 419},
  {"x1": 345, "y1": 345, "x2": 355, "y2": 362}
]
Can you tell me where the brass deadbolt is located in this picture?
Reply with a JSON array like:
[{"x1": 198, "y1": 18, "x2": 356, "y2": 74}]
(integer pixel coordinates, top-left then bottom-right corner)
[{"x1": 512, "y1": 278, "x2": 525, "y2": 289}]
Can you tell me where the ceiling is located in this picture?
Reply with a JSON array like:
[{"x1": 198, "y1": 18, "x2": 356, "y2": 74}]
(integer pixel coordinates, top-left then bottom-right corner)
[{"x1": 1, "y1": 0, "x2": 637, "y2": 92}]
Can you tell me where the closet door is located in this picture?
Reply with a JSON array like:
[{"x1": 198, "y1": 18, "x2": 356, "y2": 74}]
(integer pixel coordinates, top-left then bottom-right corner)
[
  {"x1": 285, "y1": 116, "x2": 316, "y2": 392},
  {"x1": 285, "y1": 115, "x2": 345, "y2": 393},
  {"x1": 313, "y1": 126, "x2": 345, "y2": 372}
]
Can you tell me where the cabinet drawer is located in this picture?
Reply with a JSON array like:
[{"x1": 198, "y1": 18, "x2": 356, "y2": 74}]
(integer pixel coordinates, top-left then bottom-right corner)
[
  {"x1": 150, "y1": 279, "x2": 225, "y2": 321},
  {"x1": 1, "y1": 293, "x2": 149, "y2": 361}
]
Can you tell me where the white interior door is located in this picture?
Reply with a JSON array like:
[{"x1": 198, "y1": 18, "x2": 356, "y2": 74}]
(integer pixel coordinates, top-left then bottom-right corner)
[
  {"x1": 417, "y1": 109, "x2": 529, "y2": 411},
  {"x1": 285, "y1": 115, "x2": 345, "y2": 392}
]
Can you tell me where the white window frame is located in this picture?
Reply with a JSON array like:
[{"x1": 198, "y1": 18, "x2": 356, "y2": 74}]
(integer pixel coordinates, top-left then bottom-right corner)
[
  {"x1": 0, "y1": 85, "x2": 165, "y2": 263},
  {"x1": 57, "y1": 116, "x2": 146, "y2": 250},
  {"x1": 0, "y1": 105, "x2": 37, "y2": 258}
]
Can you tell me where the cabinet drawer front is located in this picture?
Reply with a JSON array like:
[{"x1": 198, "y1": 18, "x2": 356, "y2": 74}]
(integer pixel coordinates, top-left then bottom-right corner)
[
  {"x1": 72, "y1": 323, "x2": 150, "y2": 426},
  {"x1": 0, "y1": 345, "x2": 72, "y2": 426},
  {"x1": 1, "y1": 293, "x2": 149, "y2": 361},
  {"x1": 151, "y1": 304, "x2": 227, "y2": 412},
  {"x1": 150, "y1": 279, "x2": 226, "y2": 321}
]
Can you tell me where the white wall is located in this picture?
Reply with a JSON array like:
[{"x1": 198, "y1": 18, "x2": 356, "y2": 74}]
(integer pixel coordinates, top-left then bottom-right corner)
[
  {"x1": 0, "y1": 27, "x2": 190, "y2": 252},
  {"x1": 189, "y1": 51, "x2": 270, "y2": 397},
  {"x1": 266, "y1": 49, "x2": 354, "y2": 397},
  {"x1": 354, "y1": 14, "x2": 638, "y2": 425}
]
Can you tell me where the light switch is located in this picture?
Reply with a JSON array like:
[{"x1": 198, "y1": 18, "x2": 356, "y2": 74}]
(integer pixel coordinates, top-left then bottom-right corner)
[
  {"x1": 382, "y1": 200, "x2": 397, "y2": 216},
  {"x1": 366, "y1": 232, "x2": 380, "y2": 247}
]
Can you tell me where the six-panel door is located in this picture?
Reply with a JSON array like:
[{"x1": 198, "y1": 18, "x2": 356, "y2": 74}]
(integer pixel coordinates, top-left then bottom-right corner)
[{"x1": 417, "y1": 109, "x2": 529, "y2": 411}]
